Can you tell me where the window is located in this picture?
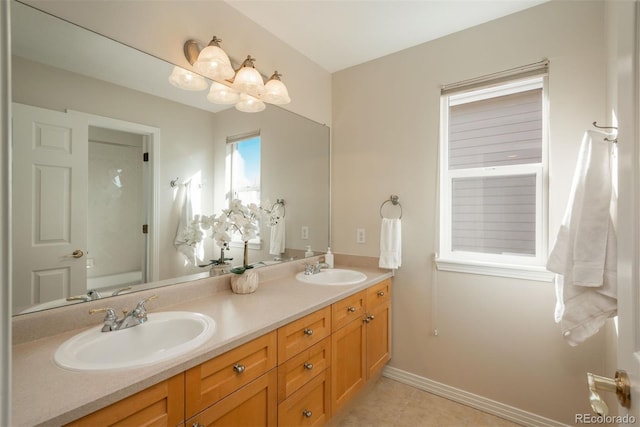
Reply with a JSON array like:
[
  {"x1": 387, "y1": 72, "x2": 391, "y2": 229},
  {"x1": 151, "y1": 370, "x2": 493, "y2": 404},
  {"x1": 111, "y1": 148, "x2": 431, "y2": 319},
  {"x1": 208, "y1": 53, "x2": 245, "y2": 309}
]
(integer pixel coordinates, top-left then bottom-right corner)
[
  {"x1": 227, "y1": 131, "x2": 261, "y2": 247},
  {"x1": 438, "y1": 72, "x2": 551, "y2": 280}
]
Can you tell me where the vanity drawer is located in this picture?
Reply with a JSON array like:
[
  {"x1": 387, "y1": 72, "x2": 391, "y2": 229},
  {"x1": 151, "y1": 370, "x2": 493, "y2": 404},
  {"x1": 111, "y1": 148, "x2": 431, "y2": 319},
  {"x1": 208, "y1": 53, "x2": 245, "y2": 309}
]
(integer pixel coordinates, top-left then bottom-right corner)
[
  {"x1": 366, "y1": 279, "x2": 391, "y2": 311},
  {"x1": 332, "y1": 290, "x2": 366, "y2": 332},
  {"x1": 186, "y1": 369, "x2": 278, "y2": 427},
  {"x1": 186, "y1": 331, "x2": 277, "y2": 418},
  {"x1": 278, "y1": 306, "x2": 331, "y2": 362},
  {"x1": 278, "y1": 368, "x2": 331, "y2": 427},
  {"x1": 278, "y1": 337, "x2": 331, "y2": 403}
]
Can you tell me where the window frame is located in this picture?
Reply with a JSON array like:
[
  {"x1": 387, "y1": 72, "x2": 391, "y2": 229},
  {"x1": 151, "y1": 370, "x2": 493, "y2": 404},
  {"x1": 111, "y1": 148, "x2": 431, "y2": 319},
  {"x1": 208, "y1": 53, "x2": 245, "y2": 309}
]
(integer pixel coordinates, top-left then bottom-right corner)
[
  {"x1": 436, "y1": 76, "x2": 553, "y2": 281},
  {"x1": 225, "y1": 131, "x2": 262, "y2": 249}
]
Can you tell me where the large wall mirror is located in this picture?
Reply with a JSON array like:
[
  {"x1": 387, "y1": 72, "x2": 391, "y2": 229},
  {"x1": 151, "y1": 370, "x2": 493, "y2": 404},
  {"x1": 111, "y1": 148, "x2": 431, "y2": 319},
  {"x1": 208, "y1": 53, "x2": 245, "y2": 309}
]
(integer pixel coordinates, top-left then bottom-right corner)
[{"x1": 10, "y1": 1, "x2": 330, "y2": 315}]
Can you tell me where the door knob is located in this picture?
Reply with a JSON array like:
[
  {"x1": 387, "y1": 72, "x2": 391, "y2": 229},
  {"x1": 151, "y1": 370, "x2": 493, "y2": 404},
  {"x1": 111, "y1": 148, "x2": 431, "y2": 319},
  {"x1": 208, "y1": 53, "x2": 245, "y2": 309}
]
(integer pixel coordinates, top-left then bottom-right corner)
[
  {"x1": 586, "y1": 370, "x2": 631, "y2": 416},
  {"x1": 71, "y1": 250, "x2": 84, "y2": 258}
]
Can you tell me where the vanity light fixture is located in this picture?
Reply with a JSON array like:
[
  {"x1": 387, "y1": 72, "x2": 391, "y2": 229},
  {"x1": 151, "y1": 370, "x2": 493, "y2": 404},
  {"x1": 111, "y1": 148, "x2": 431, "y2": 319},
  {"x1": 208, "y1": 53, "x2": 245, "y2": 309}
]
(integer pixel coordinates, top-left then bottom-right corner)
[
  {"x1": 168, "y1": 66, "x2": 208, "y2": 91},
  {"x1": 176, "y1": 36, "x2": 291, "y2": 112},
  {"x1": 263, "y1": 71, "x2": 291, "y2": 105},
  {"x1": 191, "y1": 36, "x2": 235, "y2": 81}
]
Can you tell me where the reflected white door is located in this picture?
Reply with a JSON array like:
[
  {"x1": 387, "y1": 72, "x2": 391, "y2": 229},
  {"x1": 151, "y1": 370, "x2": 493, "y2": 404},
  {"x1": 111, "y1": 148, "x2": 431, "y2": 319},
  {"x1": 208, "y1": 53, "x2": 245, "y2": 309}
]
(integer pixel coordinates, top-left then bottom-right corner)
[{"x1": 12, "y1": 103, "x2": 88, "y2": 308}]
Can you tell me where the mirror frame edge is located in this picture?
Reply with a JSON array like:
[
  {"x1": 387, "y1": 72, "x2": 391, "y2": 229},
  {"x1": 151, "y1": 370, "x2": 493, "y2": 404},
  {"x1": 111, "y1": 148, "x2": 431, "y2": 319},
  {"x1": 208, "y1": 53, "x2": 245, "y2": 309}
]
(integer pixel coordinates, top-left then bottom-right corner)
[{"x1": 1, "y1": 0, "x2": 13, "y2": 424}]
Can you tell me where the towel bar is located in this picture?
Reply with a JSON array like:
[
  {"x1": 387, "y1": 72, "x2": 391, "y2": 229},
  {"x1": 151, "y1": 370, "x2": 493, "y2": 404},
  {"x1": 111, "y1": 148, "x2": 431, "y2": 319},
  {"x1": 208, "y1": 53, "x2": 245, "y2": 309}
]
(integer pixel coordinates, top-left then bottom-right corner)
[{"x1": 380, "y1": 195, "x2": 402, "y2": 219}]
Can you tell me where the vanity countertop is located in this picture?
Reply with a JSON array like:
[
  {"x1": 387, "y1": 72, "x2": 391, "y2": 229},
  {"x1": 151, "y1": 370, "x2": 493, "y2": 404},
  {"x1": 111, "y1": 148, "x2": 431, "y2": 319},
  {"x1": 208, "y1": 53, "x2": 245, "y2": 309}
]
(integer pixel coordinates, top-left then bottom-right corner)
[{"x1": 12, "y1": 261, "x2": 392, "y2": 427}]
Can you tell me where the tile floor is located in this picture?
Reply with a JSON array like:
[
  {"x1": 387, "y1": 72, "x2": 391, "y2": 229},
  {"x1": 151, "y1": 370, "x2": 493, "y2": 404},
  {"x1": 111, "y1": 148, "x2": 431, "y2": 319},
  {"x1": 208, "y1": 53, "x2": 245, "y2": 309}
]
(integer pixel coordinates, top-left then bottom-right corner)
[{"x1": 335, "y1": 377, "x2": 521, "y2": 427}]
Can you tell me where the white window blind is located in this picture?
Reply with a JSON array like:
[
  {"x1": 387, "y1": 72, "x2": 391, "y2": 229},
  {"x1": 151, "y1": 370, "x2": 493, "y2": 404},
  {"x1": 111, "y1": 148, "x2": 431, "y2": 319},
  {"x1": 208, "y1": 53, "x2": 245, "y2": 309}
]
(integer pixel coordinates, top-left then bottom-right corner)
[{"x1": 438, "y1": 74, "x2": 549, "y2": 277}]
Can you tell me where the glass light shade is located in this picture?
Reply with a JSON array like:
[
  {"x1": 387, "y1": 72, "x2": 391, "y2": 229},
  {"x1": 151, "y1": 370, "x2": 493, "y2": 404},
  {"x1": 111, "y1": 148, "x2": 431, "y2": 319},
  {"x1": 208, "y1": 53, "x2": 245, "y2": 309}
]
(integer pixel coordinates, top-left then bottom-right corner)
[
  {"x1": 262, "y1": 78, "x2": 291, "y2": 104},
  {"x1": 207, "y1": 81, "x2": 240, "y2": 104},
  {"x1": 168, "y1": 66, "x2": 208, "y2": 91},
  {"x1": 232, "y1": 66, "x2": 265, "y2": 97},
  {"x1": 193, "y1": 45, "x2": 235, "y2": 81},
  {"x1": 235, "y1": 93, "x2": 265, "y2": 113}
]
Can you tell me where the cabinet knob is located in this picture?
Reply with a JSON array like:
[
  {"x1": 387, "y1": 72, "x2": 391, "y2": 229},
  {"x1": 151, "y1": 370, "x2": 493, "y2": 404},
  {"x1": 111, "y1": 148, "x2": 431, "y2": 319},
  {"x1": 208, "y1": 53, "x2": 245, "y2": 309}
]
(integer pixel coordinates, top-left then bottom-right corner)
[
  {"x1": 302, "y1": 410, "x2": 313, "y2": 418},
  {"x1": 363, "y1": 314, "x2": 375, "y2": 323},
  {"x1": 192, "y1": 423, "x2": 205, "y2": 427},
  {"x1": 303, "y1": 362, "x2": 314, "y2": 370},
  {"x1": 377, "y1": 291, "x2": 385, "y2": 297},
  {"x1": 347, "y1": 306, "x2": 356, "y2": 313},
  {"x1": 303, "y1": 328, "x2": 314, "y2": 336},
  {"x1": 233, "y1": 363, "x2": 246, "y2": 374}
]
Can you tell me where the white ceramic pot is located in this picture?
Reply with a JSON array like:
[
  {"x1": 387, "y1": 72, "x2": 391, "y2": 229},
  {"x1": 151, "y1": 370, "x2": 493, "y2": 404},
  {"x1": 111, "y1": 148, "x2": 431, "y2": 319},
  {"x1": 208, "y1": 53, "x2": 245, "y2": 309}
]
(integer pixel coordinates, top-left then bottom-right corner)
[{"x1": 230, "y1": 269, "x2": 259, "y2": 294}]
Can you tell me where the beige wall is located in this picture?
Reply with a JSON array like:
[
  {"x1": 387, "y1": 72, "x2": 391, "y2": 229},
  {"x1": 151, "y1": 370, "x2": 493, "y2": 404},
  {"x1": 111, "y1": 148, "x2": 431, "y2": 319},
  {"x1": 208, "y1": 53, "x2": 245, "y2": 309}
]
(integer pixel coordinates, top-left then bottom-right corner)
[{"x1": 332, "y1": 1, "x2": 611, "y2": 424}]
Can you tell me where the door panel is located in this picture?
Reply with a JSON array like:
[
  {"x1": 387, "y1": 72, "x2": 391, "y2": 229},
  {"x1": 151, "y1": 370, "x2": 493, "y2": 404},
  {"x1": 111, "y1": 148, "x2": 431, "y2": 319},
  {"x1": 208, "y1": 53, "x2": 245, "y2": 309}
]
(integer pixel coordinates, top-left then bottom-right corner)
[{"x1": 12, "y1": 103, "x2": 88, "y2": 309}]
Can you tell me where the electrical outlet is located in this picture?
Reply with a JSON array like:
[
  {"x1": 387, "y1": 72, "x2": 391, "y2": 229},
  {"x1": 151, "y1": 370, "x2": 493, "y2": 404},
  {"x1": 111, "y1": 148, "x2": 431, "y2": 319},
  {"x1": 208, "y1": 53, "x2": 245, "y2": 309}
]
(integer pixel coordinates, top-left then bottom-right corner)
[
  {"x1": 301, "y1": 226, "x2": 309, "y2": 240},
  {"x1": 356, "y1": 228, "x2": 366, "y2": 244}
]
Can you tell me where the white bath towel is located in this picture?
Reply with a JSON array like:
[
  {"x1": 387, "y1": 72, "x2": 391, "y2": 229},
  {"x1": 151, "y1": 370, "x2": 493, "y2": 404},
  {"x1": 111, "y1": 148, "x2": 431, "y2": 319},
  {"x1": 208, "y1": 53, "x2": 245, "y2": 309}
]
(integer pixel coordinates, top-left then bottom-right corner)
[
  {"x1": 379, "y1": 218, "x2": 402, "y2": 269},
  {"x1": 174, "y1": 181, "x2": 199, "y2": 265},
  {"x1": 547, "y1": 130, "x2": 617, "y2": 346},
  {"x1": 269, "y1": 217, "x2": 286, "y2": 255}
]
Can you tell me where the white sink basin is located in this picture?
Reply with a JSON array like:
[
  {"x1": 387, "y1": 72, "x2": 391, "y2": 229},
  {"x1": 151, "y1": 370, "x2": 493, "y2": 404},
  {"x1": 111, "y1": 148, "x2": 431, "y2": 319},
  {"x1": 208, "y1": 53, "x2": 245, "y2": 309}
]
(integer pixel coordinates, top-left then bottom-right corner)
[
  {"x1": 54, "y1": 311, "x2": 215, "y2": 371},
  {"x1": 296, "y1": 269, "x2": 367, "y2": 286}
]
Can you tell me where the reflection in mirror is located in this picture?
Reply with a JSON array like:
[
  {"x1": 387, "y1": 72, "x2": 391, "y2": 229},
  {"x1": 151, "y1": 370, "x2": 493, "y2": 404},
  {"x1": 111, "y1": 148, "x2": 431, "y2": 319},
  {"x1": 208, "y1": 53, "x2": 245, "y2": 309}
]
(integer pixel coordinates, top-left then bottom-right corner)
[{"x1": 10, "y1": 1, "x2": 330, "y2": 315}]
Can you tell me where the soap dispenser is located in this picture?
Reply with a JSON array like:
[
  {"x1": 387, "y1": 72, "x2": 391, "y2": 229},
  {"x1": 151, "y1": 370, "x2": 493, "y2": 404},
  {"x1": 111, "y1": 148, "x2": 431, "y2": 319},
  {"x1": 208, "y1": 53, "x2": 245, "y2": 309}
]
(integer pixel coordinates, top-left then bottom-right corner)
[
  {"x1": 305, "y1": 245, "x2": 314, "y2": 257},
  {"x1": 325, "y1": 248, "x2": 334, "y2": 268}
]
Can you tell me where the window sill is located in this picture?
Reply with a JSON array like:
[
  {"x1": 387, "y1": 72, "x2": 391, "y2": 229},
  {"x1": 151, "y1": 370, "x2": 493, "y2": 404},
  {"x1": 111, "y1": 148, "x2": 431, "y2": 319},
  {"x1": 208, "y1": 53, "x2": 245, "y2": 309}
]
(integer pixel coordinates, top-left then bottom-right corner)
[{"x1": 435, "y1": 258, "x2": 554, "y2": 282}]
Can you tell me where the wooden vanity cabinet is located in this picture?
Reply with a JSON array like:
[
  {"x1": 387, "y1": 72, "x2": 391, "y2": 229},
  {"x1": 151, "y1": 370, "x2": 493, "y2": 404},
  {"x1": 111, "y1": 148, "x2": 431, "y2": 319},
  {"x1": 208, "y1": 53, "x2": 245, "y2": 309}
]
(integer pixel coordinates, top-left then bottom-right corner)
[
  {"x1": 277, "y1": 307, "x2": 332, "y2": 427},
  {"x1": 64, "y1": 373, "x2": 185, "y2": 427},
  {"x1": 331, "y1": 279, "x2": 392, "y2": 414},
  {"x1": 61, "y1": 278, "x2": 391, "y2": 427}
]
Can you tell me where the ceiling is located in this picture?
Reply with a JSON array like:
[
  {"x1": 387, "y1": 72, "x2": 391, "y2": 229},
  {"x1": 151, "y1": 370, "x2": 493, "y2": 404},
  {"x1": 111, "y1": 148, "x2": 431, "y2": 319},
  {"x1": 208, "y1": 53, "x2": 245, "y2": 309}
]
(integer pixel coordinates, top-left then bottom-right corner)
[{"x1": 224, "y1": 0, "x2": 550, "y2": 73}]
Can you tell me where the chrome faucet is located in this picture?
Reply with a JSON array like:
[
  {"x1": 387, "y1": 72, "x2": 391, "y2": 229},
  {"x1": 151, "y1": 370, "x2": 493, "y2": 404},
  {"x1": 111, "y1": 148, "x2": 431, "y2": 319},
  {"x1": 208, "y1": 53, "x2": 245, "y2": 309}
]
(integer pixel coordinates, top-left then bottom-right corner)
[
  {"x1": 89, "y1": 295, "x2": 158, "y2": 332},
  {"x1": 304, "y1": 261, "x2": 330, "y2": 275}
]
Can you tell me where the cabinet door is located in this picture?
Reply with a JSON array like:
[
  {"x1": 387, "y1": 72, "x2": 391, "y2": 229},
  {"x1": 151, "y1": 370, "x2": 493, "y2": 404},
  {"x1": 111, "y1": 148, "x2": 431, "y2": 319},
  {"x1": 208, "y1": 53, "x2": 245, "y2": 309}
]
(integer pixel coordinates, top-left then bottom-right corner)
[
  {"x1": 331, "y1": 317, "x2": 366, "y2": 414},
  {"x1": 186, "y1": 370, "x2": 277, "y2": 427},
  {"x1": 186, "y1": 331, "x2": 277, "y2": 418},
  {"x1": 65, "y1": 373, "x2": 185, "y2": 427},
  {"x1": 366, "y1": 300, "x2": 391, "y2": 378},
  {"x1": 278, "y1": 369, "x2": 331, "y2": 427}
]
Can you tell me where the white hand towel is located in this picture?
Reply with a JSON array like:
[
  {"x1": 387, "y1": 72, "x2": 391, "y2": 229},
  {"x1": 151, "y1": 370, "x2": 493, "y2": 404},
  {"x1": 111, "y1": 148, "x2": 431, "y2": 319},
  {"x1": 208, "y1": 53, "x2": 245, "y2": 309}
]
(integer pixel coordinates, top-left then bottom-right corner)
[
  {"x1": 174, "y1": 181, "x2": 198, "y2": 265},
  {"x1": 379, "y1": 218, "x2": 402, "y2": 269},
  {"x1": 269, "y1": 217, "x2": 286, "y2": 255},
  {"x1": 547, "y1": 130, "x2": 617, "y2": 346}
]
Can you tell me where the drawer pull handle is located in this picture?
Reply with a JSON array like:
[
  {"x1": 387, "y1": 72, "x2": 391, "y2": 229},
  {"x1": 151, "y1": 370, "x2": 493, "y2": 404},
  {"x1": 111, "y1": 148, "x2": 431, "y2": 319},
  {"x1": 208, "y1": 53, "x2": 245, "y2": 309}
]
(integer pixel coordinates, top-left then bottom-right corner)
[
  {"x1": 304, "y1": 362, "x2": 314, "y2": 370},
  {"x1": 302, "y1": 410, "x2": 313, "y2": 418},
  {"x1": 377, "y1": 291, "x2": 385, "y2": 297},
  {"x1": 233, "y1": 363, "x2": 246, "y2": 374},
  {"x1": 303, "y1": 328, "x2": 314, "y2": 336},
  {"x1": 347, "y1": 306, "x2": 356, "y2": 313}
]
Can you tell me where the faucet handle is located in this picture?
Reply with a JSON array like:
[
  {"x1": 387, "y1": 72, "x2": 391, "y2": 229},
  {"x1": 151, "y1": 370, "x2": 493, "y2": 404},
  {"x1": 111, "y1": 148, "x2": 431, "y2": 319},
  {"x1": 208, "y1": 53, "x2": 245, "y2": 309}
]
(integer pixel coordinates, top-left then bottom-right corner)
[
  {"x1": 89, "y1": 307, "x2": 118, "y2": 331},
  {"x1": 89, "y1": 307, "x2": 116, "y2": 317},
  {"x1": 137, "y1": 294, "x2": 158, "y2": 309},
  {"x1": 133, "y1": 295, "x2": 158, "y2": 320}
]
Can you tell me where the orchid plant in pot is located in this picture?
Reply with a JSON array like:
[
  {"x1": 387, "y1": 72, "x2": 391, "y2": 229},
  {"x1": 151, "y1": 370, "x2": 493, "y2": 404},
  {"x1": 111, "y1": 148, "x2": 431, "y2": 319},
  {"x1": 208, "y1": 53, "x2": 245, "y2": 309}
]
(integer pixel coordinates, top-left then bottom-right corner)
[{"x1": 193, "y1": 199, "x2": 262, "y2": 293}]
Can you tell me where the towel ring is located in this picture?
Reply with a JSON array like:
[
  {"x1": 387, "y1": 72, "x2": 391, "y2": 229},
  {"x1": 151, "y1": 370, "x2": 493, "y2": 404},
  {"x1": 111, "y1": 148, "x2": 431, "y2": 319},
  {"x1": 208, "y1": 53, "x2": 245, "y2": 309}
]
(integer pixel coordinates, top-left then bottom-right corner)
[
  {"x1": 380, "y1": 195, "x2": 402, "y2": 219},
  {"x1": 272, "y1": 199, "x2": 286, "y2": 218}
]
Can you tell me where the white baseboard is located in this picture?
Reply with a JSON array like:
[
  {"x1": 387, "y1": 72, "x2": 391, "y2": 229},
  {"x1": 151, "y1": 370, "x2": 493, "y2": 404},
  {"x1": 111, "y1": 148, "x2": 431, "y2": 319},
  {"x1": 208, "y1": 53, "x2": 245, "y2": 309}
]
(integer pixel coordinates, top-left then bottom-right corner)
[{"x1": 382, "y1": 366, "x2": 568, "y2": 427}]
